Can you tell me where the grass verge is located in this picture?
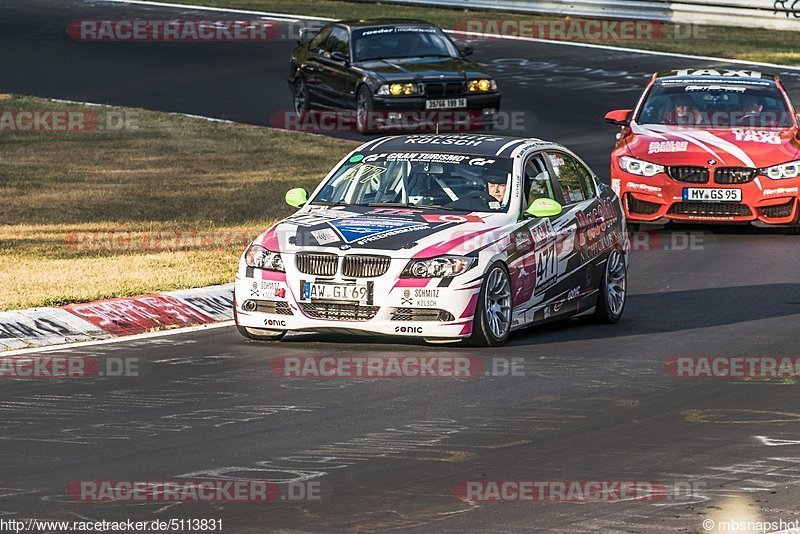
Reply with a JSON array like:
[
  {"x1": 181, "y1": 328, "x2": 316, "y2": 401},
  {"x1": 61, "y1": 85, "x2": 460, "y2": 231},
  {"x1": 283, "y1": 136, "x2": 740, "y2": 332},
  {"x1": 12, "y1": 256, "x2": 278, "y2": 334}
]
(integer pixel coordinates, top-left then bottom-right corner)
[
  {"x1": 0, "y1": 94, "x2": 357, "y2": 311},
  {"x1": 145, "y1": 0, "x2": 800, "y2": 65}
]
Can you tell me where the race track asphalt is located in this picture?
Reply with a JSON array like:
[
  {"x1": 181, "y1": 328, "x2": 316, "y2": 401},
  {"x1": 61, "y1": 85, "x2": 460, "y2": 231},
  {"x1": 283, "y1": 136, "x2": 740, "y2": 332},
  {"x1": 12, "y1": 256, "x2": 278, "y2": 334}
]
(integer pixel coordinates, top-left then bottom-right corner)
[{"x1": 3, "y1": 1, "x2": 800, "y2": 532}]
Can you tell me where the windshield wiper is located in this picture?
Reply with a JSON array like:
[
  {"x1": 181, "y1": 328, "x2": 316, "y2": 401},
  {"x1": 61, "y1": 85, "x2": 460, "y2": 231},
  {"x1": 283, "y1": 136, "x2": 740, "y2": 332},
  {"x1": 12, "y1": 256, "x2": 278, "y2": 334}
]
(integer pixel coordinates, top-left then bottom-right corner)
[
  {"x1": 367, "y1": 202, "x2": 455, "y2": 211},
  {"x1": 310, "y1": 201, "x2": 350, "y2": 207}
]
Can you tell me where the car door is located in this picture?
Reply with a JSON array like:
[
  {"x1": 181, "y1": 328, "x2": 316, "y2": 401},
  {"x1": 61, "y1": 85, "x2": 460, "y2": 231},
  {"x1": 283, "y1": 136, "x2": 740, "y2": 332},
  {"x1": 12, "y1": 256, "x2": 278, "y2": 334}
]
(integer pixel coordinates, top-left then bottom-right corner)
[
  {"x1": 301, "y1": 26, "x2": 332, "y2": 104},
  {"x1": 508, "y1": 152, "x2": 563, "y2": 324},
  {"x1": 317, "y1": 25, "x2": 360, "y2": 109},
  {"x1": 542, "y1": 150, "x2": 603, "y2": 317}
]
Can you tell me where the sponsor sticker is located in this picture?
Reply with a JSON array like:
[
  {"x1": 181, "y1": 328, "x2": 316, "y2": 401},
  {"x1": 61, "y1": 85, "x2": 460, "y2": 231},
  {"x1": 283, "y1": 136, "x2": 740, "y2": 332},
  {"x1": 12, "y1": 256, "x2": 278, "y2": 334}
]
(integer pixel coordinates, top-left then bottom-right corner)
[
  {"x1": 310, "y1": 228, "x2": 340, "y2": 245},
  {"x1": 732, "y1": 129, "x2": 781, "y2": 144},
  {"x1": 648, "y1": 141, "x2": 688, "y2": 154}
]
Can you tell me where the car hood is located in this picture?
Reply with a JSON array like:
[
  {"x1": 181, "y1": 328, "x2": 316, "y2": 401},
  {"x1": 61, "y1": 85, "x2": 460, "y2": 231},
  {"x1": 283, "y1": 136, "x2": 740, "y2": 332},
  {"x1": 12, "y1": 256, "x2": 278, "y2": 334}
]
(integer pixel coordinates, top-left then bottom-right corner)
[
  {"x1": 626, "y1": 122, "x2": 800, "y2": 168},
  {"x1": 357, "y1": 56, "x2": 490, "y2": 82},
  {"x1": 256, "y1": 205, "x2": 510, "y2": 260}
]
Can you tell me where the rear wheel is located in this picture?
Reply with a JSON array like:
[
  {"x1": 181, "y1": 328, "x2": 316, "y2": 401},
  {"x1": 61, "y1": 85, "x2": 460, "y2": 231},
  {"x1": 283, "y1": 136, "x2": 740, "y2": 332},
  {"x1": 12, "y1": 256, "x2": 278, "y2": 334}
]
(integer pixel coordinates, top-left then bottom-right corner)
[
  {"x1": 594, "y1": 248, "x2": 627, "y2": 323},
  {"x1": 468, "y1": 262, "x2": 512, "y2": 347}
]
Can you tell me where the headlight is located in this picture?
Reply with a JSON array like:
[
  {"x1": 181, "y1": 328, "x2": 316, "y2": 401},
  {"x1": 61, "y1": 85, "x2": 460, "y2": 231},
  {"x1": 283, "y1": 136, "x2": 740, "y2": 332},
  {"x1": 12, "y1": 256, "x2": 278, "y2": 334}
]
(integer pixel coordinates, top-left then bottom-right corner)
[
  {"x1": 402, "y1": 256, "x2": 475, "y2": 278},
  {"x1": 377, "y1": 83, "x2": 420, "y2": 96},
  {"x1": 760, "y1": 160, "x2": 800, "y2": 180},
  {"x1": 467, "y1": 79, "x2": 496, "y2": 92},
  {"x1": 244, "y1": 244, "x2": 284, "y2": 271},
  {"x1": 619, "y1": 156, "x2": 665, "y2": 177}
]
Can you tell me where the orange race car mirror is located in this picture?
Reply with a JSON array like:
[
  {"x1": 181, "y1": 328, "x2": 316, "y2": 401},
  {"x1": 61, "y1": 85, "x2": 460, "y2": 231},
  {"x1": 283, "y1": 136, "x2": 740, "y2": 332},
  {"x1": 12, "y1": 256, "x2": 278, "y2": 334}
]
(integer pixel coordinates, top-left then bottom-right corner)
[{"x1": 604, "y1": 109, "x2": 632, "y2": 126}]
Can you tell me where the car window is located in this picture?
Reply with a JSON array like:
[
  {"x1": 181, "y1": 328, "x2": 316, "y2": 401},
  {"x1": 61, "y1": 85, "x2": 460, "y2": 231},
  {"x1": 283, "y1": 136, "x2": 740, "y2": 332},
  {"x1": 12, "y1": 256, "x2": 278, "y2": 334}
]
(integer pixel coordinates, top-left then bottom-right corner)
[
  {"x1": 308, "y1": 26, "x2": 331, "y2": 53},
  {"x1": 351, "y1": 25, "x2": 458, "y2": 61},
  {"x1": 313, "y1": 153, "x2": 514, "y2": 213},
  {"x1": 546, "y1": 152, "x2": 595, "y2": 204},
  {"x1": 637, "y1": 82, "x2": 793, "y2": 128},
  {"x1": 523, "y1": 155, "x2": 557, "y2": 210},
  {"x1": 325, "y1": 26, "x2": 350, "y2": 58}
]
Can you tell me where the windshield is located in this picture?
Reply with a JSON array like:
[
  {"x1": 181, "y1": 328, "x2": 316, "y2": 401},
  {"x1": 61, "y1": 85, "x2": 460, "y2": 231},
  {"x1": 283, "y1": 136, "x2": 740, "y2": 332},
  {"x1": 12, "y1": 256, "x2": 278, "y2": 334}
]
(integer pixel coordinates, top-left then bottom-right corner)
[
  {"x1": 352, "y1": 25, "x2": 459, "y2": 62},
  {"x1": 313, "y1": 152, "x2": 513, "y2": 213},
  {"x1": 637, "y1": 81, "x2": 792, "y2": 128}
]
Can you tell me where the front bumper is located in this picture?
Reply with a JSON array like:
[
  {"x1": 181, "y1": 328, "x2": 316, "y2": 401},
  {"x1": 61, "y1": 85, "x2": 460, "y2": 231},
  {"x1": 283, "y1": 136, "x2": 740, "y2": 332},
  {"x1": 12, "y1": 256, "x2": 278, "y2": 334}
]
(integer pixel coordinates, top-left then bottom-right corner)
[
  {"x1": 233, "y1": 267, "x2": 481, "y2": 339},
  {"x1": 612, "y1": 168, "x2": 800, "y2": 225},
  {"x1": 371, "y1": 92, "x2": 500, "y2": 112}
]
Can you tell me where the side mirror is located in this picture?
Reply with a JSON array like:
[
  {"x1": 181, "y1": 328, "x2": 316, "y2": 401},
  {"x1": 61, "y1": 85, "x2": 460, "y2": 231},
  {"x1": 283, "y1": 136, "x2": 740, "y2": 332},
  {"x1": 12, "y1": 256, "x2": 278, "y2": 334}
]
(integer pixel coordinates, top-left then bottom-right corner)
[
  {"x1": 330, "y1": 51, "x2": 349, "y2": 63},
  {"x1": 297, "y1": 27, "x2": 313, "y2": 46},
  {"x1": 525, "y1": 198, "x2": 563, "y2": 218},
  {"x1": 460, "y1": 45, "x2": 474, "y2": 56},
  {"x1": 285, "y1": 188, "x2": 309, "y2": 208},
  {"x1": 604, "y1": 109, "x2": 632, "y2": 126}
]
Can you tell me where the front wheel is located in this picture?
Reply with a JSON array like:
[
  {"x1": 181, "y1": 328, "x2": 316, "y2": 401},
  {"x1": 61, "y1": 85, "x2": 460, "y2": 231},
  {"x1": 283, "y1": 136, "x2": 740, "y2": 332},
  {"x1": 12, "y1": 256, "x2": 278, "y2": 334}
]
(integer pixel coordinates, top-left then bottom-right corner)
[
  {"x1": 468, "y1": 262, "x2": 512, "y2": 347},
  {"x1": 593, "y1": 248, "x2": 627, "y2": 323},
  {"x1": 356, "y1": 85, "x2": 374, "y2": 134},
  {"x1": 293, "y1": 77, "x2": 310, "y2": 116}
]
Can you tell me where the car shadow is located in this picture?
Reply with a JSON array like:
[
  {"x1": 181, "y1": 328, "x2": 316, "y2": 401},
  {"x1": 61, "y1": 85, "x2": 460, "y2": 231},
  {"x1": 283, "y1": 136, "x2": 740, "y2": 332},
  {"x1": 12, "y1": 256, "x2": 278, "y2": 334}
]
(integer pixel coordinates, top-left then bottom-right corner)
[{"x1": 507, "y1": 282, "x2": 800, "y2": 346}]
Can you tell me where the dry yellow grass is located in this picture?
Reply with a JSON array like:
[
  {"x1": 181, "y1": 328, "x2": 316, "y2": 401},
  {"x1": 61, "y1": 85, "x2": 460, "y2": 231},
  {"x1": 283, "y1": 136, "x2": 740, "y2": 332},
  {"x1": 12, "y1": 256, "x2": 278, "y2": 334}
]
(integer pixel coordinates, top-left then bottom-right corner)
[{"x1": 0, "y1": 95, "x2": 358, "y2": 310}]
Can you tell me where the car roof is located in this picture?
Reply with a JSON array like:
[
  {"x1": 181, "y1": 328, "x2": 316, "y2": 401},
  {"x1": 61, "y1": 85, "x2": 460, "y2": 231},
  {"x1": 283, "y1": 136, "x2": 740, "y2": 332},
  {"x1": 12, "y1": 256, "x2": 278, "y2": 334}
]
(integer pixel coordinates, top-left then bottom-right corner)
[
  {"x1": 335, "y1": 19, "x2": 436, "y2": 29},
  {"x1": 653, "y1": 68, "x2": 779, "y2": 86},
  {"x1": 355, "y1": 135, "x2": 563, "y2": 157}
]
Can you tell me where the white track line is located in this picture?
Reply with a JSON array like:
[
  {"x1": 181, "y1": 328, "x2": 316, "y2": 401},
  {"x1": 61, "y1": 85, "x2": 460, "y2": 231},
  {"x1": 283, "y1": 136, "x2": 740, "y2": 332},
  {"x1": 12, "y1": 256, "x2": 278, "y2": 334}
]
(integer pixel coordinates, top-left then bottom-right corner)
[
  {"x1": 93, "y1": 0, "x2": 800, "y2": 71},
  {"x1": 2, "y1": 321, "x2": 234, "y2": 356}
]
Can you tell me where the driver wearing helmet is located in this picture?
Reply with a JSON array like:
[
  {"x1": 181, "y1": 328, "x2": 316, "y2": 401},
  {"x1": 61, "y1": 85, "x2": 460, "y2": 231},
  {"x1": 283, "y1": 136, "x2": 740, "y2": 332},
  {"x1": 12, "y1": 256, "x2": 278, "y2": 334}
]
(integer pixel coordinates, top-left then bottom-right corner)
[{"x1": 484, "y1": 169, "x2": 508, "y2": 206}]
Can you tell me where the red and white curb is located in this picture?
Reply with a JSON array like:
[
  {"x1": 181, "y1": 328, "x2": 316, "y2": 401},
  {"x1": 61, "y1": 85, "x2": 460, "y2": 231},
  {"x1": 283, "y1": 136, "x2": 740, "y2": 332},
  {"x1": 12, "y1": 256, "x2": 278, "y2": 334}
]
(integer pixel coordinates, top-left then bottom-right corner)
[{"x1": 0, "y1": 283, "x2": 233, "y2": 351}]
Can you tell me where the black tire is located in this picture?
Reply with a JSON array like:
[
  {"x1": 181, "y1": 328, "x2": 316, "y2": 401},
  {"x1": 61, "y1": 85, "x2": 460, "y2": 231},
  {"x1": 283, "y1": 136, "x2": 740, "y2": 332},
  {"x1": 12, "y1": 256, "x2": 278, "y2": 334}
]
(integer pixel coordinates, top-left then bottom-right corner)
[
  {"x1": 293, "y1": 77, "x2": 311, "y2": 116},
  {"x1": 356, "y1": 85, "x2": 373, "y2": 134},
  {"x1": 468, "y1": 262, "x2": 512, "y2": 347},
  {"x1": 593, "y1": 248, "x2": 627, "y2": 323},
  {"x1": 236, "y1": 324, "x2": 286, "y2": 341}
]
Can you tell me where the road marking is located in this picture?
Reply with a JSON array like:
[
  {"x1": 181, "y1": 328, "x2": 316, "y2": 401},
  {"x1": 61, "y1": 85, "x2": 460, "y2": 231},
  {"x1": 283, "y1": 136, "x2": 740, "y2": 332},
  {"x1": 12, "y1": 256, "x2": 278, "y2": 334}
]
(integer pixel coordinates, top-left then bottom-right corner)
[
  {"x1": 684, "y1": 409, "x2": 800, "y2": 424},
  {"x1": 1, "y1": 321, "x2": 234, "y2": 356},
  {"x1": 97, "y1": 0, "x2": 800, "y2": 71}
]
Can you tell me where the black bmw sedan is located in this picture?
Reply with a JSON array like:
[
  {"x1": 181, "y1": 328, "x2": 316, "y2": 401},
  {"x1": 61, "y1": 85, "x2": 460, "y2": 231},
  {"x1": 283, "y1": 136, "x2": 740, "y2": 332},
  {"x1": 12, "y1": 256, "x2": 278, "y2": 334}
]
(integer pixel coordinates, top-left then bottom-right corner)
[{"x1": 288, "y1": 19, "x2": 501, "y2": 133}]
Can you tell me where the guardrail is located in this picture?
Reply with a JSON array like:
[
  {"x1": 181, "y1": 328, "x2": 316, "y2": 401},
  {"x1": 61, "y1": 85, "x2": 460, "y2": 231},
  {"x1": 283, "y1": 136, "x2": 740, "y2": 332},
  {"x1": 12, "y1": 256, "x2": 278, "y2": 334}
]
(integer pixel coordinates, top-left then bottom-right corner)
[{"x1": 366, "y1": 0, "x2": 800, "y2": 31}]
